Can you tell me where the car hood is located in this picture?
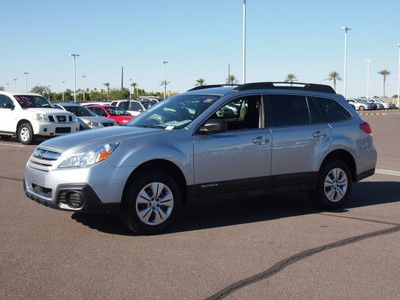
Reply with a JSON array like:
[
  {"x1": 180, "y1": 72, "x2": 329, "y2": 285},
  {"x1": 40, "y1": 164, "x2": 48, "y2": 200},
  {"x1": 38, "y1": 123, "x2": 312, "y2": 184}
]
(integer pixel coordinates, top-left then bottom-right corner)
[
  {"x1": 37, "y1": 126, "x2": 161, "y2": 153},
  {"x1": 25, "y1": 108, "x2": 72, "y2": 115}
]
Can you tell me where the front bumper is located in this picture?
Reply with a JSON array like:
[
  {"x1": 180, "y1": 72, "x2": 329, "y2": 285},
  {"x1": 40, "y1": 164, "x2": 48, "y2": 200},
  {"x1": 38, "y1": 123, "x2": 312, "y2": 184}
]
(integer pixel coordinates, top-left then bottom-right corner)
[{"x1": 32, "y1": 122, "x2": 80, "y2": 136}]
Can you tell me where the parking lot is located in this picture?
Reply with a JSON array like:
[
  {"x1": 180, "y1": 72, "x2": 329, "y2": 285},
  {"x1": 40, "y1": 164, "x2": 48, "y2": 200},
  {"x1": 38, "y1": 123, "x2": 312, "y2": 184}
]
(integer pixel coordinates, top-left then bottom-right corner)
[{"x1": 1, "y1": 111, "x2": 399, "y2": 299}]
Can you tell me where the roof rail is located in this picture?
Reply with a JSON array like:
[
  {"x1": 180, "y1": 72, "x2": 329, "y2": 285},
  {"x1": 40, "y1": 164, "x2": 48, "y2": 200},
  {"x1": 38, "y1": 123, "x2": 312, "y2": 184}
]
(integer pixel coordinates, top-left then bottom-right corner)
[
  {"x1": 235, "y1": 82, "x2": 336, "y2": 94},
  {"x1": 187, "y1": 84, "x2": 238, "y2": 91}
]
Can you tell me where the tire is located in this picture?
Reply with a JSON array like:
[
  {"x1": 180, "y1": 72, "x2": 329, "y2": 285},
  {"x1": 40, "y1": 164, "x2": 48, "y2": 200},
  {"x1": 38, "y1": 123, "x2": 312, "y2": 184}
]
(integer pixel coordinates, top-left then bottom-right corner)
[
  {"x1": 17, "y1": 122, "x2": 35, "y2": 145},
  {"x1": 311, "y1": 160, "x2": 352, "y2": 209},
  {"x1": 121, "y1": 169, "x2": 182, "y2": 235},
  {"x1": 359, "y1": 106, "x2": 365, "y2": 111}
]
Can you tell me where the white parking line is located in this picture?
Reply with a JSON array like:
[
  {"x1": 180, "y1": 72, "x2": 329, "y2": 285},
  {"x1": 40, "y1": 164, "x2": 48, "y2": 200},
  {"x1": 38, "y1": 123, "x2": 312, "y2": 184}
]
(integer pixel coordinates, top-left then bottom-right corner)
[
  {"x1": 0, "y1": 143, "x2": 25, "y2": 148},
  {"x1": 376, "y1": 169, "x2": 400, "y2": 177}
]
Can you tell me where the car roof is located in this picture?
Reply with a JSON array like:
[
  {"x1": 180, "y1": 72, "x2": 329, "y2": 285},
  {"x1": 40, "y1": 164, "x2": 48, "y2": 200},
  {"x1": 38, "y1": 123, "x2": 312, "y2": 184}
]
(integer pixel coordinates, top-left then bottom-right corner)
[
  {"x1": 53, "y1": 102, "x2": 81, "y2": 107},
  {"x1": 0, "y1": 91, "x2": 43, "y2": 97}
]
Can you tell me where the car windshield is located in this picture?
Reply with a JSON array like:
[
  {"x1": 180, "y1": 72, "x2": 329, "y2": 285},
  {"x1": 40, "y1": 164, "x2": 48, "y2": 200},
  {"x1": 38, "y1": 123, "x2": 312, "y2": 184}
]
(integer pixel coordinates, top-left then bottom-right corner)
[
  {"x1": 129, "y1": 94, "x2": 220, "y2": 129},
  {"x1": 14, "y1": 95, "x2": 52, "y2": 108},
  {"x1": 106, "y1": 107, "x2": 131, "y2": 116},
  {"x1": 64, "y1": 106, "x2": 95, "y2": 117}
]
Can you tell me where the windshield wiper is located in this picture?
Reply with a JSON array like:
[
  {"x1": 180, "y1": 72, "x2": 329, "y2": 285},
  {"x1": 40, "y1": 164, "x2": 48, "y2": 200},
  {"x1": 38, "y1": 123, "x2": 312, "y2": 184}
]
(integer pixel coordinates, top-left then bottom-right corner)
[{"x1": 136, "y1": 124, "x2": 166, "y2": 129}]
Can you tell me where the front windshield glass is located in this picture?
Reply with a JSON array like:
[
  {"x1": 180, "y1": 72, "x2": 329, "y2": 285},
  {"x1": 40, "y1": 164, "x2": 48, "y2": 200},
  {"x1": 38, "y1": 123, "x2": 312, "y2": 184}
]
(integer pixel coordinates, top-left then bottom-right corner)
[
  {"x1": 106, "y1": 107, "x2": 131, "y2": 116},
  {"x1": 64, "y1": 106, "x2": 95, "y2": 117},
  {"x1": 129, "y1": 94, "x2": 220, "y2": 129},
  {"x1": 14, "y1": 95, "x2": 52, "y2": 108}
]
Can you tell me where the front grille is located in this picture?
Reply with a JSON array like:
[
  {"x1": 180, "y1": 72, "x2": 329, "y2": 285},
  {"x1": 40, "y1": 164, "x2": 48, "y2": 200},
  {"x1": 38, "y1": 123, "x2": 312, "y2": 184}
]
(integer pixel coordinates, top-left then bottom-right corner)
[
  {"x1": 28, "y1": 148, "x2": 61, "y2": 172},
  {"x1": 49, "y1": 116, "x2": 55, "y2": 122},
  {"x1": 55, "y1": 127, "x2": 71, "y2": 133},
  {"x1": 102, "y1": 122, "x2": 114, "y2": 127}
]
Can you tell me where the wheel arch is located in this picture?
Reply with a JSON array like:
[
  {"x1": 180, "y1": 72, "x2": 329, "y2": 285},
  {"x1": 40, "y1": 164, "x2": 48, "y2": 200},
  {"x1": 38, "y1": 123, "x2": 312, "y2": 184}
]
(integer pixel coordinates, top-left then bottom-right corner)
[
  {"x1": 319, "y1": 149, "x2": 357, "y2": 181},
  {"x1": 16, "y1": 119, "x2": 31, "y2": 133},
  {"x1": 122, "y1": 159, "x2": 188, "y2": 206}
]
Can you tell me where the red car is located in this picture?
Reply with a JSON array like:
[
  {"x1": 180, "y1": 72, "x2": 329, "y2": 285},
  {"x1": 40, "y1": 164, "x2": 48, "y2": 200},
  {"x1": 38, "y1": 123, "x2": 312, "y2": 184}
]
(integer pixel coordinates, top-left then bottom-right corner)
[{"x1": 85, "y1": 104, "x2": 134, "y2": 125}]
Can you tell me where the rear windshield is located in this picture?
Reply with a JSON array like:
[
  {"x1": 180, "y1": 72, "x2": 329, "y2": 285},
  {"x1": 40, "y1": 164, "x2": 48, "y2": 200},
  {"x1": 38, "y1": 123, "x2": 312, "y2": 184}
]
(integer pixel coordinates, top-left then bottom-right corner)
[
  {"x1": 14, "y1": 95, "x2": 52, "y2": 108},
  {"x1": 64, "y1": 106, "x2": 94, "y2": 117}
]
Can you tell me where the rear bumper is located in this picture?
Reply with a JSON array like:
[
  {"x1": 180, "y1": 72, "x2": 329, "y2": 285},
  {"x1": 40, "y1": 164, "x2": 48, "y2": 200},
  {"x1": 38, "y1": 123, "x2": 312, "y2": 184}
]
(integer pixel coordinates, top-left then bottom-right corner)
[{"x1": 23, "y1": 177, "x2": 119, "y2": 213}]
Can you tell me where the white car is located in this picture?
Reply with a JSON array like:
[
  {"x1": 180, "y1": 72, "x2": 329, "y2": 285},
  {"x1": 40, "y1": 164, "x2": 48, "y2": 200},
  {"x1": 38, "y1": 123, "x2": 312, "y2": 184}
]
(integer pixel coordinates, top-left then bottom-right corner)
[
  {"x1": 0, "y1": 92, "x2": 79, "y2": 144},
  {"x1": 110, "y1": 100, "x2": 145, "y2": 117}
]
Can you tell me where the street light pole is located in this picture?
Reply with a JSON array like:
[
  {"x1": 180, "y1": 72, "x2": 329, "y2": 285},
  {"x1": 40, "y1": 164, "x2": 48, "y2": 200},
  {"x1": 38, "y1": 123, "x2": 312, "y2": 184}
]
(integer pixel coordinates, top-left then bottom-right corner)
[
  {"x1": 13, "y1": 78, "x2": 17, "y2": 92},
  {"x1": 24, "y1": 72, "x2": 29, "y2": 92},
  {"x1": 242, "y1": 0, "x2": 247, "y2": 84},
  {"x1": 61, "y1": 81, "x2": 65, "y2": 101},
  {"x1": 82, "y1": 75, "x2": 86, "y2": 101},
  {"x1": 162, "y1": 60, "x2": 168, "y2": 99},
  {"x1": 341, "y1": 26, "x2": 351, "y2": 98},
  {"x1": 70, "y1": 53, "x2": 79, "y2": 102},
  {"x1": 397, "y1": 43, "x2": 400, "y2": 108},
  {"x1": 364, "y1": 59, "x2": 372, "y2": 99},
  {"x1": 129, "y1": 78, "x2": 133, "y2": 98}
]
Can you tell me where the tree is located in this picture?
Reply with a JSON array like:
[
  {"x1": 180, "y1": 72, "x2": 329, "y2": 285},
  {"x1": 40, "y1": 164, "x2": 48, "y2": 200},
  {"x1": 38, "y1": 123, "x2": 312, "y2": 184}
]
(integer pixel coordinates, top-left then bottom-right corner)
[
  {"x1": 284, "y1": 73, "x2": 298, "y2": 84},
  {"x1": 103, "y1": 82, "x2": 110, "y2": 94},
  {"x1": 378, "y1": 69, "x2": 390, "y2": 98},
  {"x1": 130, "y1": 82, "x2": 137, "y2": 98},
  {"x1": 31, "y1": 85, "x2": 51, "y2": 99},
  {"x1": 226, "y1": 74, "x2": 238, "y2": 85},
  {"x1": 195, "y1": 78, "x2": 205, "y2": 87},
  {"x1": 326, "y1": 71, "x2": 342, "y2": 91},
  {"x1": 160, "y1": 80, "x2": 170, "y2": 98}
]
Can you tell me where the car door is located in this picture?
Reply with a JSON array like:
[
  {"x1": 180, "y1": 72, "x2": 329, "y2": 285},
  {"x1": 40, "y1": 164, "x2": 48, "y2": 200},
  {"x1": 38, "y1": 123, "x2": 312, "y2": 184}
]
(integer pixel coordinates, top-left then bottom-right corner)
[
  {"x1": 0, "y1": 95, "x2": 17, "y2": 133},
  {"x1": 193, "y1": 95, "x2": 272, "y2": 194},
  {"x1": 266, "y1": 94, "x2": 331, "y2": 183}
]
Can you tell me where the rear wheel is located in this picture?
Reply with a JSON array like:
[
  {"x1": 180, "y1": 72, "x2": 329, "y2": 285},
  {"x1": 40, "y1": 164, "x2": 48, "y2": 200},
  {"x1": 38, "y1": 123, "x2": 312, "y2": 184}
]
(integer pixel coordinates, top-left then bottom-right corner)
[
  {"x1": 359, "y1": 106, "x2": 365, "y2": 111},
  {"x1": 311, "y1": 160, "x2": 352, "y2": 209},
  {"x1": 17, "y1": 122, "x2": 35, "y2": 145},
  {"x1": 121, "y1": 170, "x2": 182, "y2": 235}
]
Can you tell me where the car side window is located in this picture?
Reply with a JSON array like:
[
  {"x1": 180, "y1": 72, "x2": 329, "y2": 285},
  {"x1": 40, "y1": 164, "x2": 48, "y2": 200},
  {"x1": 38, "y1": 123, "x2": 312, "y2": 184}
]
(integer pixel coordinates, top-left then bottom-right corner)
[
  {"x1": 268, "y1": 95, "x2": 310, "y2": 127},
  {"x1": 0, "y1": 95, "x2": 14, "y2": 109},
  {"x1": 307, "y1": 97, "x2": 326, "y2": 124},
  {"x1": 210, "y1": 95, "x2": 262, "y2": 131},
  {"x1": 130, "y1": 102, "x2": 142, "y2": 111},
  {"x1": 312, "y1": 97, "x2": 351, "y2": 122},
  {"x1": 119, "y1": 101, "x2": 129, "y2": 110}
]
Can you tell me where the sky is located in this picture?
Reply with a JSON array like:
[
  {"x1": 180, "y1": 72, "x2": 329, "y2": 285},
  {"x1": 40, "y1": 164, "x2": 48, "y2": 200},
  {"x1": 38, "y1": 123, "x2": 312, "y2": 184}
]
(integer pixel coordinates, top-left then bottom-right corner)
[{"x1": 1, "y1": 0, "x2": 399, "y2": 98}]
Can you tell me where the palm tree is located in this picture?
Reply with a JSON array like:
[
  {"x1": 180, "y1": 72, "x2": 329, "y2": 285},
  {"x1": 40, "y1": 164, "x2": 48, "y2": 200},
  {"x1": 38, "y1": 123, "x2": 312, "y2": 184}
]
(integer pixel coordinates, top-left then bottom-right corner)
[
  {"x1": 160, "y1": 80, "x2": 170, "y2": 98},
  {"x1": 195, "y1": 78, "x2": 205, "y2": 87},
  {"x1": 226, "y1": 74, "x2": 238, "y2": 85},
  {"x1": 326, "y1": 71, "x2": 342, "y2": 91},
  {"x1": 284, "y1": 73, "x2": 298, "y2": 85},
  {"x1": 378, "y1": 69, "x2": 390, "y2": 98},
  {"x1": 130, "y1": 82, "x2": 137, "y2": 98},
  {"x1": 103, "y1": 82, "x2": 110, "y2": 94}
]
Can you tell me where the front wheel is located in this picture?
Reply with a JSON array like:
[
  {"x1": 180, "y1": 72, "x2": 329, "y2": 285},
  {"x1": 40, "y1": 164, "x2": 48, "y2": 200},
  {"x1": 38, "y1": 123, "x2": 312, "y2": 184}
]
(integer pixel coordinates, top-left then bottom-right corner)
[
  {"x1": 17, "y1": 122, "x2": 35, "y2": 145},
  {"x1": 359, "y1": 106, "x2": 365, "y2": 111},
  {"x1": 311, "y1": 160, "x2": 352, "y2": 209},
  {"x1": 121, "y1": 170, "x2": 182, "y2": 235}
]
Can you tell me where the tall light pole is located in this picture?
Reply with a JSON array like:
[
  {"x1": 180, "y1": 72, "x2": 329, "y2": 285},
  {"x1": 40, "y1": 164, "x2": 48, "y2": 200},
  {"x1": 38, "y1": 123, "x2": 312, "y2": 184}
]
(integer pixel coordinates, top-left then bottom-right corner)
[
  {"x1": 364, "y1": 59, "x2": 372, "y2": 99},
  {"x1": 242, "y1": 0, "x2": 247, "y2": 84},
  {"x1": 24, "y1": 72, "x2": 30, "y2": 92},
  {"x1": 162, "y1": 60, "x2": 168, "y2": 99},
  {"x1": 129, "y1": 78, "x2": 133, "y2": 98},
  {"x1": 82, "y1": 75, "x2": 86, "y2": 101},
  {"x1": 397, "y1": 43, "x2": 400, "y2": 108},
  {"x1": 61, "y1": 81, "x2": 65, "y2": 101},
  {"x1": 341, "y1": 26, "x2": 351, "y2": 98},
  {"x1": 70, "y1": 53, "x2": 79, "y2": 102},
  {"x1": 13, "y1": 78, "x2": 17, "y2": 92}
]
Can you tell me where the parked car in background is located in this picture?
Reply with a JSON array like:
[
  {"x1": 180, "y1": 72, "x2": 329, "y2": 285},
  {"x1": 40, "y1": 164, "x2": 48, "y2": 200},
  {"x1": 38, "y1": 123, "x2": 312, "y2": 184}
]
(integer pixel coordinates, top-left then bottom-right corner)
[
  {"x1": 110, "y1": 100, "x2": 145, "y2": 117},
  {"x1": 0, "y1": 92, "x2": 79, "y2": 144},
  {"x1": 366, "y1": 99, "x2": 383, "y2": 110},
  {"x1": 374, "y1": 99, "x2": 395, "y2": 109},
  {"x1": 53, "y1": 102, "x2": 117, "y2": 130},
  {"x1": 138, "y1": 98, "x2": 158, "y2": 110},
  {"x1": 348, "y1": 99, "x2": 369, "y2": 111},
  {"x1": 357, "y1": 99, "x2": 377, "y2": 110},
  {"x1": 84, "y1": 104, "x2": 134, "y2": 125}
]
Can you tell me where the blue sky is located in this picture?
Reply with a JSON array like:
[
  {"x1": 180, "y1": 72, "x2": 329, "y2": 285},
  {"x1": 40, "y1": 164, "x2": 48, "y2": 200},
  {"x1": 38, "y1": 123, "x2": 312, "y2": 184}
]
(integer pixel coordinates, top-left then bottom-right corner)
[{"x1": 1, "y1": 0, "x2": 399, "y2": 98}]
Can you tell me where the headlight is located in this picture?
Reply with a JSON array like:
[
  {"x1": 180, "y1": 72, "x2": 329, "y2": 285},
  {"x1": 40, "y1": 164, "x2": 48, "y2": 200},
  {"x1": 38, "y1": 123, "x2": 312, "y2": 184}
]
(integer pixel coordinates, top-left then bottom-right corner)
[
  {"x1": 36, "y1": 113, "x2": 49, "y2": 121},
  {"x1": 58, "y1": 143, "x2": 119, "y2": 168},
  {"x1": 86, "y1": 121, "x2": 101, "y2": 127}
]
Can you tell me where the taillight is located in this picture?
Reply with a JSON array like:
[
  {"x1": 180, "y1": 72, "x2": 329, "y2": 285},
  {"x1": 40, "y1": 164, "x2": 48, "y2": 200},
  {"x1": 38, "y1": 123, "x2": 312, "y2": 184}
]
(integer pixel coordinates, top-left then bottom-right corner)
[{"x1": 360, "y1": 122, "x2": 372, "y2": 134}]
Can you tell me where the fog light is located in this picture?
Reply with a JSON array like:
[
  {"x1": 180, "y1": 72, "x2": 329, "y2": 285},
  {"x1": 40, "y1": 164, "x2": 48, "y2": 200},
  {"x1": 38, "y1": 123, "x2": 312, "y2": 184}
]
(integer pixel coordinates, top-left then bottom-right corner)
[
  {"x1": 44, "y1": 128, "x2": 48, "y2": 132},
  {"x1": 66, "y1": 192, "x2": 84, "y2": 208}
]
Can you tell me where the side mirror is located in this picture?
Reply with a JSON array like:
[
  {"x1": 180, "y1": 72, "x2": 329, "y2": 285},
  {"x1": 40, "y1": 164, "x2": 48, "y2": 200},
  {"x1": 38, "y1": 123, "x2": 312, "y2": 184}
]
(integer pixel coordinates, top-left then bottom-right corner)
[{"x1": 198, "y1": 119, "x2": 227, "y2": 134}]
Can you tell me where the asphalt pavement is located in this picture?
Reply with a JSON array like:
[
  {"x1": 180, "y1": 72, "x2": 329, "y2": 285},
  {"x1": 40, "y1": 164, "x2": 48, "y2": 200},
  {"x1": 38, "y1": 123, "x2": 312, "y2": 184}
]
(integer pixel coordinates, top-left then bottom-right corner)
[{"x1": 1, "y1": 111, "x2": 399, "y2": 299}]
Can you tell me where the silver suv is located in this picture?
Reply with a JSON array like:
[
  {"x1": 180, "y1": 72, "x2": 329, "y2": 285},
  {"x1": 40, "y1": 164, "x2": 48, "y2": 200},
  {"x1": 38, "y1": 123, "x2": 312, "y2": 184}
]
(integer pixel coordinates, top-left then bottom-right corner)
[{"x1": 24, "y1": 82, "x2": 377, "y2": 234}]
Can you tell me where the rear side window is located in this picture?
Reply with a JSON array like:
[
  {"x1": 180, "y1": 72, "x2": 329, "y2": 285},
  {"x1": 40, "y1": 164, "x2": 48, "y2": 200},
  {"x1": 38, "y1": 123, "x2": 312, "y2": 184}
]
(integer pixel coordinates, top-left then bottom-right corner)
[
  {"x1": 129, "y1": 102, "x2": 143, "y2": 111},
  {"x1": 312, "y1": 97, "x2": 351, "y2": 122},
  {"x1": 268, "y1": 95, "x2": 309, "y2": 127},
  {"x1": 0, "y1": 95, "x2": 14, "y2": 108},
  {"x1": 118, "y1": 101, "x2": 129, "y2": 110}
]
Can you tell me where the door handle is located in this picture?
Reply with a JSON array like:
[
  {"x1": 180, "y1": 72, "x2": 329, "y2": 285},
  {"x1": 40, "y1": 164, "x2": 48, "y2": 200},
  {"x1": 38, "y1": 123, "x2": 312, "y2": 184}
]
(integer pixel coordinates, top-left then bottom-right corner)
[
  {"x1": 313, "y1": 131, "x2": 327, "y2": 138},
  {"x1": 253, "y1": 136, "x2": 270, "y2": 145}
]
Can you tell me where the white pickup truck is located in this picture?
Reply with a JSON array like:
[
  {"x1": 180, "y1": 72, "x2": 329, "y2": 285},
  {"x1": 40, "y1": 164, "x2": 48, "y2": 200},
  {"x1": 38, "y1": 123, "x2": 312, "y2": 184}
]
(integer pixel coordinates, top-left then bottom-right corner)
[{"x1": 0, "y1": 92, "x2": 79, "y2": 144}]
